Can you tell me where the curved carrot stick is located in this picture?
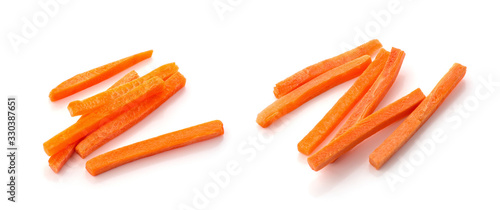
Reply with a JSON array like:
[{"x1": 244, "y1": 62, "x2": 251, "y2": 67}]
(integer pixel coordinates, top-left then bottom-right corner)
[
  {"x1": 43, "y1": 77, "x2": 166, "y2": 156},
  {"x1": 257, "y1": 55, "x2": 372, "y2": 128},
  {"x1": 76, "y1": 72, "x2": 186, "y2": 158},
  {"x1": 297, "y1": 49, "x2": 390, "y2": 155},
  {"x1": 369, "y1": 63, "x2": 466, "y2": 169},
  {"x1": 49, "y1": 50, "x2": 152, "y2": 101},
  {"x1": 67, "y1": 63, "x2": 178, "y2": 117},
  {"x1": 273, "y1": 39, "x2": 382, "y2": 98},
  {"x1": 85, "y1": 120, "x2": 224, "y2": 176},
  {"x1": 48, "y1": 70, "x2": 142, "y2": 173},
  {"x1": 307, "y1": 89, "x2": 425, "y2": 171}
]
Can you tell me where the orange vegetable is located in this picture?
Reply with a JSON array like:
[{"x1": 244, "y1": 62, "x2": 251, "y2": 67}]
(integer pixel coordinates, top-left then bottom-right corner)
[
  {"x1": 331, "y1": 47, "x2": 405, "y2": 146},
  {"x1": 307, "y1": 89, "x2": 425, "y2": 171},
  {"x1": 85, "y1": 120, "x2": 224, "y2": 176},
  {"x1": 48, "y1": 142, "x2": 76, "y2": 173},
  {"x1": 48, "y1": 70, "x2": 142, "y2": 173},
  {"x1": 43, "y1": 77, "x2": 166, "y2": 156},
  {"x1": 273, "y1": 39, "x2": 382, "y2": 98},
  {"x1": 76, "y1": 72, "x2": 186, "y2": 158},
  {"x1": 369, "y1": 63, "x2": 466, "y2": 169},
  {"x1": 49, "y1": 50, "x2": 152, "y2": 101},
  {"x1": 67, "y1": 63, "x2": 178, "y2": 117},
  {"x1": 297, "y1": 49, "x2": 390, "y2": 155},
  {"x1": 257, "y1": 55, "x2": 372, "y2": 128}
]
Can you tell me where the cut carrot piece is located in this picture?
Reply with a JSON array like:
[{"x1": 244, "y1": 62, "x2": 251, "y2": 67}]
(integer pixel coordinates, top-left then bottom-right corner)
[
  {"x1": 257, "y1": 55, "x2": 372, "y2": 128},
  {"x1": 297, "y1": 49, "x2": 390, "y2": 155},
  {"x1": 43, "y1": 77, "x2": 166, "y2": 156},
  {"x1": 108, "y1": 70, "x2": 139, "y2": 89},
  {"x1": 369, "y1": 63, "x2": 466, "y2": 169},
  {"x1": 85, "y1": 120, "x2": 224, "y2": 176},
  {"x1": 48, "y1": 142, "x2": 77, "y2": 173},
  {"x1": 307, "y1": 89, "x2": 425, "y2": 171},
  {"x1": 67, "y1": 63, "x2": 178, "y2": 117},
  {"x1": 49, "y1": 50, "x2": 152, "y2": 101},
  {"x1": 273, "y1": 39, "x2": 382, "y2": 98},
  {"x1": 76, "y1": 72, "x2": 186, "y2": 158},
  {"x1": 49, "y1": 70, "x2": 143, "y2": 173},
  {"x1": 331, "y1": 47, "x2": 405, "y2": 146}
]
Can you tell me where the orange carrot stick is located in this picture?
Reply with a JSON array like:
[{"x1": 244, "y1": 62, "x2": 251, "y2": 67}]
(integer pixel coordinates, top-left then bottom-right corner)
[
  {"x1": 48, "y1": 142, "x2": 77, "y2": 173},
  {"x1": 67, "y1": 63, "x2": 178, "y2": 117},
  {"x1": 297, "y1": 49, "x2": 390, "y2": 155},
  {"x1": 85, "y1": 120, "x2": 224, "y2": 176},
  {"x1": 49, "y1": 50, "x2": 152, "y2": 101},
  {"x1": 257, "y1": 55, "x2": 372, "y2": 128},
  {"x1": 333, "y1": 47, "x2": 405, "y2": 141},
  {"x1": 43, "y1": 77, "x2": 166, "y2": 156},
  {"x1": 48, "y1": 70, "x2": 143, "y2": 173},
  {"x1": 369, "y1": 63, "x2": 466, "y2": 169},
  {"x1": 76, "y1": 72, "x2": 186, "y2": 158},
  {"x1": 273, "y1": 39, "x2": 382, "y2": 98},
  {"x1": 307, "y1": 89, "x2": 425, "y2": 171}
]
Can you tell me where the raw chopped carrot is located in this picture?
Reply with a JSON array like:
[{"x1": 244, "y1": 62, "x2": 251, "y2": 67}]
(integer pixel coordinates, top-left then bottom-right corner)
[
  {"x1": 48, "y1": 142, "x2": 77, "y2": 173},
  {"x1": 43, "y1": 77, "x2": 166, "y2": 156},
  {"x1": 257, "y1": 55, "x2": 372, "y2": 128},
  {"x1": 273, "y1": 39, "x2": 382, "y2": 98},
  {"x1": 49, "y1": 50, "x2": 152, "y2": 101},
  {"x1": 369, "y1": 63, "x2": 466, "y2": 169},
  {"x1": 297, "y1": 49, "x2": 390, "y2": 155},
  {"x1": 67, "y1": 63, "x2": 178, "y2": 117},
  {"x1": 108, "y1": 70, "x2": 140, "y2": 89},
  {"x1": 85, "y1": 120, "x2": 224, "y2": 176},
  {"x1": 307, "y1": 89, "x2": 425, "y2": 171},
  {"x1": 76, "y1": 72, "x2": 186, "y2": 158},
  {"x1": 49, "y1": 70, "x2": 143, "y2": 173}
]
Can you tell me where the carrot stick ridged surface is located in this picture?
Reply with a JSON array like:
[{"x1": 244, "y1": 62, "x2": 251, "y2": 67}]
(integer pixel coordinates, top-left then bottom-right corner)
[
  {"x1": 257, "y1": 55, "x2": 372, "y2": 128},
  {"x1": 297, "y1": 49, "x2": 390, "y2": 155},
  {"x1": 86, "y1": 120, "x2": 224, "y2": 176},
  {"x1": 307, "y1": 88, "x2": 425, "y2": 171},
  {"x1": 369, "y1": 63, "x2": 466, "y2": 169},
  {"x1": 76, "y1": 72, "x2": 186, "y2": 158},
  {"x1": 49, "y1": 50, "x2": 152, "y2": 101},
  {"x1": 108, "y1": 70, "x2": 140, "y2": 89},
  {"x1": 43, "y1": 77, "x2": 166, "y2": 156},
  {"x1": 273, "y1": 39, "x2": 382, "y2": 98}
]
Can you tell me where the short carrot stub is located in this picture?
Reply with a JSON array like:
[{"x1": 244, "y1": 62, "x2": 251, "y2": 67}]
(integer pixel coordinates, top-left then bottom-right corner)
[
  {"x1": 67, "y1": 63, "x2": 178, "y2": 117},
  {"x1": 273, "y1": 39, "x2": 382, "y2": 98},
  {"x1": 49, "y1": 50, "x2": 152, "y2": 101},
  {"x1": 257, "y1": 55, "x2": 372, "y2": 128},
  {"x1": 43, "y1": 77, "x2": 166, "y2": 156},
  {"x1": 307, "y1": 88, "x2": 425, "y2": 171},
  {"x1": 297, "y1": 49, "x2": 390, "y2": 155},
  {"x1": 76, "y1": 72, "x2": 186, "y2": 158},
  {"x1": 48, "y1": 142, "x2": 77, "y2": 173},
  {"x1": 369, "y1": 63, "x2": 466, "y2": 169},
  {"x1": 85, "y1": 120, "x2": 224, "y2": 176}
]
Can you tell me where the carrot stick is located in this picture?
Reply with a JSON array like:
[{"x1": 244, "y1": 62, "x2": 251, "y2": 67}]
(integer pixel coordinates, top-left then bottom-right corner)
[
  {"x1": 297, "y1": 49, "x2": 390, "y2": 155},
  {"x1": 43, "y1": 77, "x2": 166, "y2": 156},
  {"x1": 257, "y1": 55, "x2": 372, "y2": 128},
  {"x1": 273, "y1": 39, "x2": 382, "y2": 98},
  {"x1": 85, "y1": 120, "x2": 224, "y2": 176},
  {"x1": 369, "y1": 63, "x2": 466, "y2": 169},
  {"x1": 76, "y1": 72, "x2": 186, "y2": 158},
  {"x1": 330, "y1": 47, "x2": 405, "y2": 149},
  {"x1": 307, "y1": 89, "x2": 425, "y2": 171},
  {"x1": 48, "y1": 70, "x2": 144, "y2": 173},
  {"x1": 48, "y1": 142, "x2": 77, "y2": 173},
  {"x1": 49, "y1": 50, "x2": 152, "y2": 101},
  {"x1": 108, "y1": 70, "x2": 139, "y2": 89},
  {"x1": 67, "y1": 63, "x2": 178, "y2": 117}
]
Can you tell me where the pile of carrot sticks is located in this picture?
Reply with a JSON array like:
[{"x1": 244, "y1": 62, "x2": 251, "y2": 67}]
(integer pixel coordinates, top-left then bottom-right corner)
[
  {"x1": 44, "y1": 50, "x2": 224, "y2": 176},
  {"x1": 257, "y1": 39, "x2": 466, "y2": 171}
]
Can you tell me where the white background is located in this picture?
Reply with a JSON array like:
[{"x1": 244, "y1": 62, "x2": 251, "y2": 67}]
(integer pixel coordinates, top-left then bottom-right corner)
[{"x1": 1, "y1": 0, "x2": 499, "y2": 209}]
